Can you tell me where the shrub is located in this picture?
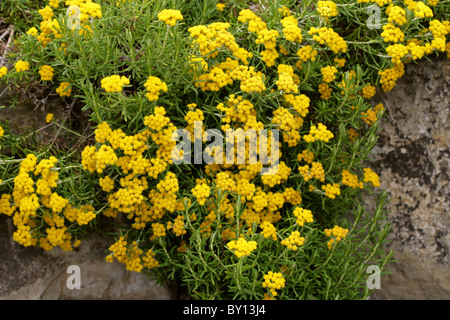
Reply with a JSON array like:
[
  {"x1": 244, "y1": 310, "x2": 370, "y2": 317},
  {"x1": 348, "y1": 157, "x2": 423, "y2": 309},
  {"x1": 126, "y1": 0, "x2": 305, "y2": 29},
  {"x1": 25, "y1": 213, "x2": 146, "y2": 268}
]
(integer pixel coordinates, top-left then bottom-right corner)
[{"x1": 1, "y1": 0, "x2": 448, "y2": 299}]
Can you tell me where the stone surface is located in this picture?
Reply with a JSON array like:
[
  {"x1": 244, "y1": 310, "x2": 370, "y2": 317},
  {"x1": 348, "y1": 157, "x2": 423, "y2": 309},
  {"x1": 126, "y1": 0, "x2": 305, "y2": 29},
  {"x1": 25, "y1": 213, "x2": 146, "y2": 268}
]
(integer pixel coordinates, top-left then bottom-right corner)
[
  {"x1": 0, "y1": 215, "x2": 175, "y2": 300},
  {"x1": 365, "y1": 57, "x2": 450, "y2": 300}
]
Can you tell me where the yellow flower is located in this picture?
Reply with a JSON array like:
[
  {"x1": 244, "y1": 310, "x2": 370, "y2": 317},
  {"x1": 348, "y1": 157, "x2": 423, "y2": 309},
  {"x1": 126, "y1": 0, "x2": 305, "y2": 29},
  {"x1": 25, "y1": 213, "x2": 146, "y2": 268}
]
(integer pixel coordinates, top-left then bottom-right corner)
[
  {"x1": 227, "y1": 237, "x2": 258, "y2": 258},
  {"x1": 303, "y1": 123, "x2": 334, "y2": 143},
  {"x1": 297, "y1": 45, "x2": 318, "y2": 62},
  {"x1": 362, "y1": 84, "x2": 376, "y2": 99},
  {"x1": 260, "y1": 221, "x2": 277, "y2": 241},
  {"x1": 39, "y1": 65, "x2": 55, "y2": 81},
  {"x1": 262, "y1": 271, "x2": 285, "y2": 297},
  {"x1": 317, "y1": 1, "x2": 339, "y2": 20},
  {"x1": 46, "y1": 113, "x2": 54, "y2": 123},
  {"x1": 281, "y1": 231, "x2": 305, "y2": 250},
  {"x1": 309, "y1": 26, "x2": 347, "y2": 54},
  {"x1": 14, "y1": 60, "x2": 30, "y2": 72},
  {"x1": 293, "y1": 207, "x2": 313, "y2": 226},
  {"x1": 341, "y1": 169, "x2": 363, "y2": 189},
  {"x1": 191, "y1": 182, "x2": 210, "y2": 205},
  {"x1": 56, "y1": 82, "x2": 72, "y2": 97},
  {"x1": 0, "y1": 66, "x2": 7, "y2": 78},
  {"x1": 143, "y1": 76, "x2": 168, "y2": 101},
  {"x1": 27, "y1": 27, "x2": 38, "y2": 37},
  {"x1": 325, "y1": 225, "x2": 349, "y2": 249},
  {"x1": 39, "y1": 6, "x2": 54, "y2": 21},
  {"x1": 101, "y1": 75, "x2": 130, "y2": 93},
  {"x1": 363, "y1": 167, "x2": 380, "y2": 187},
  {"x1": 158, "y1": 9, "x2": 183, "y2": 26},
  {"x1": 216, "y1": 3, "x2": 226, "y2": 11},
  {"x1": 321, "y1": 183, "x2": 340, "y2": 199},
  {"x1": 321, "y1": 65, "x2": 338, "y2": 83}
]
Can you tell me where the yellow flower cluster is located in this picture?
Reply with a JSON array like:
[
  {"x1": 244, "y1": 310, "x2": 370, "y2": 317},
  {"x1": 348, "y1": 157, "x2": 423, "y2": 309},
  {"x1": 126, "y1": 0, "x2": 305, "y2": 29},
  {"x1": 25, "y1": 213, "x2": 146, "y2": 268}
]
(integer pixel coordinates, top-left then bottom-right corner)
[
  {"x1": 239, "y1": 72, "x2": 266, "y2": 92},
  {"x1": 296, "y1": 45, "x2": 318, "y2": 63},
  {"x1": 297, "y1": 149, "x2": 314, "y2": 164},
  {"x1": 99, "y1": 176, "x2": 115, "y2": 192},
  {"x1": 405, "y1": 0, "x2": 433, "y2": 18},
  {"x1": 283, "y1": 93, "x2": 310, "y2": 118},
  {"x1": 361, "y1": 103, "x2": 385, "y2": 125},
  {"x1": 169, "y1": 215, "x2": 186, "y2": 236},
  {"x1": 325, "y1": 225, "x2": 349, "y2": 249},
  {"x1": 185, "y1": 108, "x2": 205, "y2": 141},
  {"x1": 83, "y1": 113, "x2": 179, "y2": 226},
  {"x1": 39, "y1": 65, "x2": 54, "y2": 81},
  {"x1": 321, "y1": 183, "x2": 341, "y2": 199},
  {"x1": 341, "y1": 169, "x2": 363, "y2": 189},
  {"x1": 317, "y1": 1, "x2": 339, "y2": 20},
  {"x1": 56, "y1": 82, "x2": 72, "y2": 97},
  {"x1": 303, "y1": 123, "x2": 334, "y2": 143},
  {"x1": 216, "y1": 3, "x2": 226, "y2": 11},
  {"x1": 49, "y1": 0, "x2": 59, "y2": 8},
  {"x1": 299, "y1": 161, "x2": 325, "y2": 182},
  {"x1": 151, "y1": 222, "x2": 167, "y2": 239},
  {"x1": 0, "y1": 66, "x2": 7, "y2": 78},
  {"x1": 107, "y1": 237, "x2": 144, "y2": 272},
  {"x1": 362, "y1": 84, "x2": 376, "y2": 99},
  {"x1": 39, "y1": 6, "x2": 54, "y2": 21},
  {"x1": 318, "y1": 83, "x2": 332, "y2": 100},
  {"x1": 308, "y1": 27, "x2": 347, "y2": 54},
  {"x1": 276, "y1": 64, "x2": 298, "y2": 93},
  {"x1": 262, "y1": 271, "x2": 285, "y2": 298},
  {"x1": 144, "y1": 106, "x2": 170, "y2": 132},
  {"x1": 76, "y1": 208, "x2": 96, "y2": 226},
  {"x1": 281, "y1": 16, "x2": 302, "y2": 43},
  {"x1": 7, "y1": 154, "x2": 85, "y2": 251},
  {"x1": 386, "y1": 44, "x2": 409, "y2": 64},
  {"x1": 157, "y1": 9, "x2": 183, "y2": 26},
  {"x1": 321, "y1": 65, "x2": 338, "y2": 83},
  {"x1": 14, "y1": 60, "x2": 29, "y2": 72},
  {"x1": 27, "y1": 27, "x2": 38, "y2": 37},
  {"x1": 428, "y1": 19, "x2": 449, "y2": 52},
  {"x1": 46, "y1": 113, "x2": 54, "y2": 123},
  {"x1": 216, "y1": 94, "x2": 264, "y2": 132},
  {"x1": 347, "y1": 128, "x2": 359, "y2": 142},
  {"x1": 227, "y1": 237, "x2": 258, "y2": 258},
  {"x1": 378, "y1": 63, "x2": 405, "y2": 92},
  {"x1": 143, "y1": 76, "x2": 168, "y2": 101},
  {"x1": 293, "y1": 207, "x2": 313, "y2": 226},
  {"x1": 236, "y1": 178, "x2": 256, "y2": 201},
  {"x1": 101, "y1": 75, "x2": 130, "y2": 93},
  {"x1": 37, "y1": 18, "x2": 63, "y2": 47},
  {"x1": 272, "y1": 107, "x2": 302, "y2": 147},
  {"x1": 195, "y1": 66, "x2": 233, "y2": 91},
  {"x1": 386, "y1": 5, "x2": 407, "y2": 25},
  {"x1": 238, "y1": 9, "x2": 279, "y2": 66},
  {"x1": 281, "y1": 231, "x2": 304, "y2": 250},
  {"x1": 363, "y1": 168, "x2": 380, "y2": 187},
  {"x1": 142, "y1": 249, "x2": 159, "y2": 269},
  {"x1": 260, "y1": 161, "x2": 291, "y2": 187},
  {"x1": 381, "y1": 23, "x2": 405, "y2": 43},
  {"x1": 260, "y1": 221, "x2": 277, "y2": 241},
  {"x1": 191, "y1": 182, "x2": 211, "y2": 205},
  {"x1": 78, "y1": 0, "x2": 102, "y2": 21}
]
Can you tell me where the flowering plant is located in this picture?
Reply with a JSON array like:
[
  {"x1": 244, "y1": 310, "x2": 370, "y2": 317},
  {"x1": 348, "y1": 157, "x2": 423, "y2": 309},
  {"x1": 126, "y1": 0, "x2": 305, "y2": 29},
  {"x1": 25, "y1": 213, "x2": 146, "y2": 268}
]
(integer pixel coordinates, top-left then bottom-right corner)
[{"x1": 1, "y1": 0, "x2": 448, "y2": 299}]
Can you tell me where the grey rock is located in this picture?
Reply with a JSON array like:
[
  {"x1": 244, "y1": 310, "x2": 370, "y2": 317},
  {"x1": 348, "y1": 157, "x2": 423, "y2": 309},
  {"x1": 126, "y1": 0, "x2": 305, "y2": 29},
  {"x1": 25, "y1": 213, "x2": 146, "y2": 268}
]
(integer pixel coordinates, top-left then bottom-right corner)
[
  {"x1": 365, "y1": 57, "x2": 450, "y2": 300},
  {"x1": 0, "y1": 215, "x2": 175, "y2": 300}
]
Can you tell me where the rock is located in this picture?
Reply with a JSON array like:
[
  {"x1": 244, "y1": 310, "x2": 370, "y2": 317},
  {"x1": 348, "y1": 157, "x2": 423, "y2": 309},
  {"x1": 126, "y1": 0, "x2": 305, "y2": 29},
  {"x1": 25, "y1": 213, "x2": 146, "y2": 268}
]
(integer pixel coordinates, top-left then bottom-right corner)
[
  {"x1": 365, "y1": 57, "x2": 450, "y2": 300},
  {"x1": 0, "y1": 215, "x2": 175, "y2": 300}
]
